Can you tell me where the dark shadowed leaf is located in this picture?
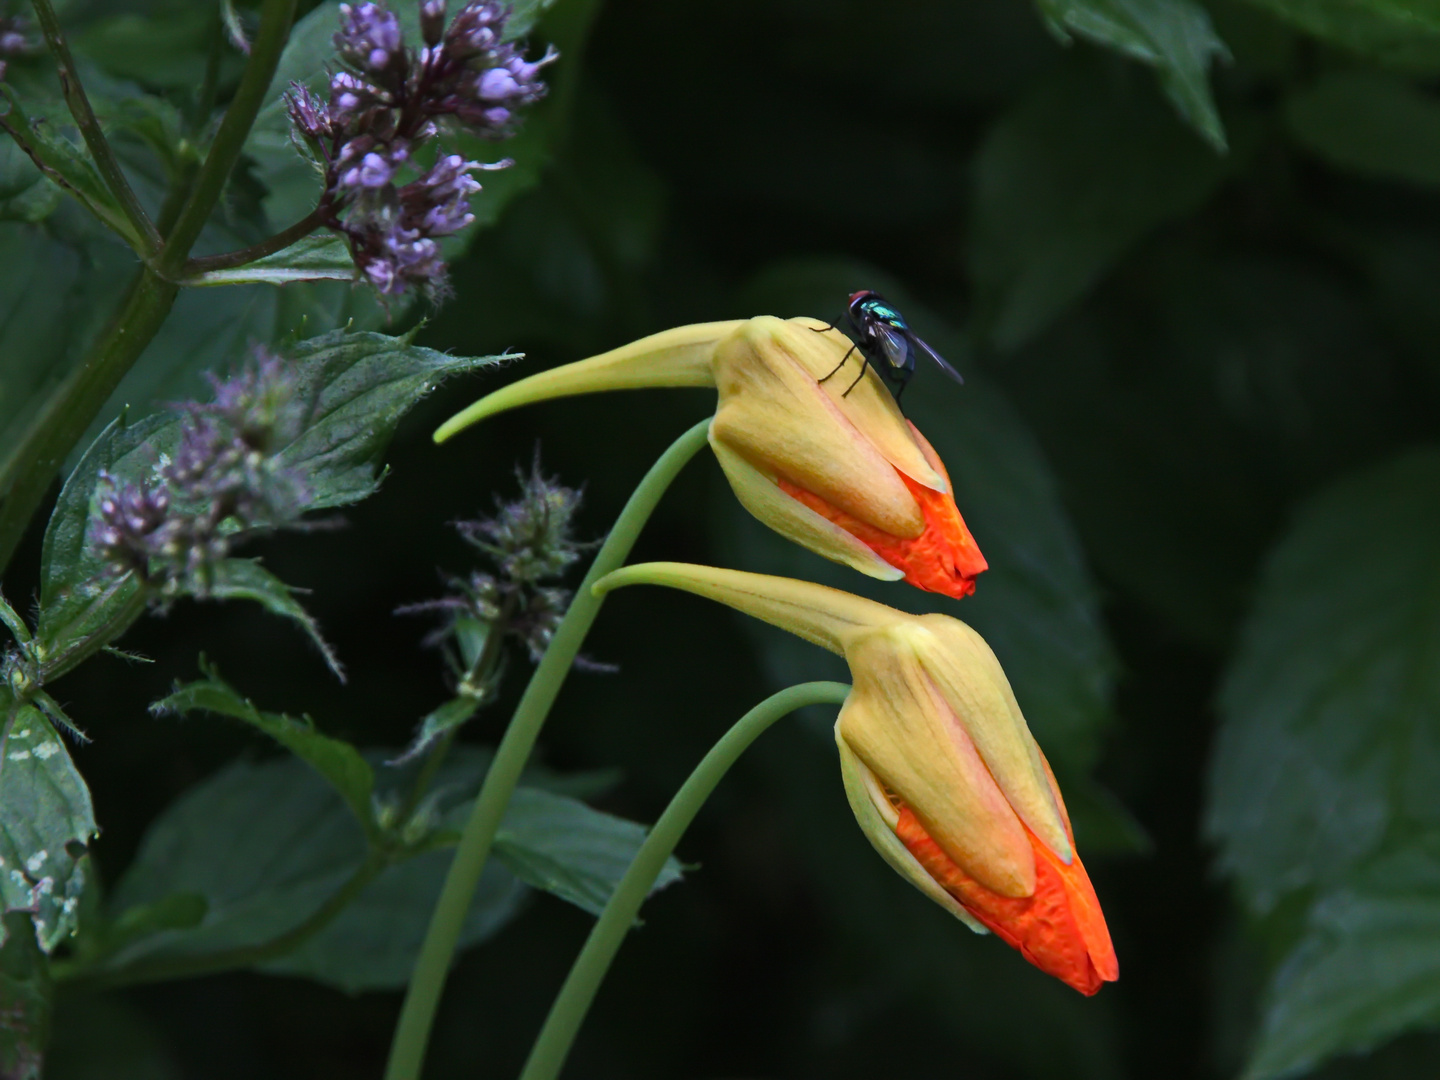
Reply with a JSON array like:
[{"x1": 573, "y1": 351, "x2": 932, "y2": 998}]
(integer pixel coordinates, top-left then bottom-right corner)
[
  {"x1": 1284, "y1": 71, "x2": 1440, "y2": 186},
  {"x1": 1207, "y1": 449, "x2": 1440, "y2": 1076},
  {"x1": 489, "y1": 787, "x2": 684, "y2": 917},
  {"x1": 0, "y1": 704, "x2": 96, "y2": 952},
  {"x1": 151, "y1": 668, "x2": 374, "y2": 836},
  {"x1": 1208, "y1": 449, "x2": 1440, "y2": 911},
  {"x1": 0, "y1": 912, "x2": 50, "y2": 1080},
  {"x1": 1236, "y1": 0, "x2": 1440, "y2": 73},
  {"x1": 1036, "y1": 0, "x2": 1230, "y2": 149},
  {"x1": 969, "y1": 58, "x2": 1234, "y2": 349},
  {"x1": 204, "y1": 560, "x2": 344, "y2": 680},
  {"x1": 260, "y1": 845, "x2": 526, "y2": 992}
]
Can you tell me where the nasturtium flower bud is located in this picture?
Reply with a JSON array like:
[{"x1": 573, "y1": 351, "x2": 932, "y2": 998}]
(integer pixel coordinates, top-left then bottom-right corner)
[
  {"x1": 595, "y1": 562, "x2": 1118, "y2": 996},
  {"x1": 436, "y1": 317, "x2": 987, "y2": 600}
]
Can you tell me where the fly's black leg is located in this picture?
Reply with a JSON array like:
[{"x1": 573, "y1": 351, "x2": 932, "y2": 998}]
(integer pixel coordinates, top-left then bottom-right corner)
[
  {"x1": 841, "y1": 355, "x2": 872, "y2": 396},
  {"x1": 818, "y1": 341, "x2": 859, "y2": 383},
  {"x1": 808, "y1": 321, "x2": 840, "y2": 334}
]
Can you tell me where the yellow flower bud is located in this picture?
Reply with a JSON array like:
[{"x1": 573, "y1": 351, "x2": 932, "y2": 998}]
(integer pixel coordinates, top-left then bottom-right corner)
[
  {"x1": 595, "y1": 562, "x2": 1118, "y2": 995},
  {"x1": 436, "y1": 317, "x2": 987, "y2": 599}
]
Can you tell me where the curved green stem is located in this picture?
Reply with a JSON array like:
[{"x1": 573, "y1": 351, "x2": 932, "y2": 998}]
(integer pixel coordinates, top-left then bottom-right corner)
[
  {"x1": 384, "y1": 418, "x2": 712, "y2": 1080},
  {"x1": 520, "y1": 681, "x2": 851, "y2": 1080}
]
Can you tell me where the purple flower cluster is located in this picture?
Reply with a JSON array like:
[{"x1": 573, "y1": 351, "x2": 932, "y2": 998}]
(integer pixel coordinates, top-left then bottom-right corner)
[
  {"x1": 401, "y1": 457, "x2": 603, "y2": 671},
  {"x1": 90, "y1": 350, "x2": 312, "y2": 591},
  {"x1": 0, "y1": 14, "x2": 34, "y2": 80},
  {"x1": 286, "y1": 2, "x2": 557, "y2": 297}
]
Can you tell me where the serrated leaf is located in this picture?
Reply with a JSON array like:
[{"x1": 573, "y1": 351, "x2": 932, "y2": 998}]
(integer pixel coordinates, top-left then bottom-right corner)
[
  {"x1": 271, "y1": 328, "x2": 503, "y2": 508},
  {"x1": 1207, "y1": 449, "x2": 1440, "y2": 1077},
  {"x1": 1037, "y1": 0, "x2": 1230, "y2": 150},
  {"x1": 1284, "y1": 71, "x2": 1440, "y2": 187},
  {"x1": 1208, "y1": 449, "x2": 1440, "y2": 912},
  {"x1": 0, "y1": 705, "x2": 96, "y2": 952},
  {"x1": 490, "y1": 787, "x2": 683, "y2": 917},
  {"x1": 1243, "y1": 842, "x2": 1440, "y2": 1079},
  {"x1": 0, "y1": 912, "x2": 50, "y2": 1080},
  {"x1": 390, "y1": 696, "x2": 481, "y2": 766},
  {"x1": 152, "y1": 667, "x2": 374, "y2": 836},
  {"x1": 99, "y1": 756, "x2": 525, "y2": 990},
  {"x1": 179, "y1": 233, "x2": 358, "y2": 287},
  {"x1": 205, "y1": 559, "x2": 345, "y2": 680},
  {"x1": 969, "y1": 58, "x2": 1234, "y2": 349}
]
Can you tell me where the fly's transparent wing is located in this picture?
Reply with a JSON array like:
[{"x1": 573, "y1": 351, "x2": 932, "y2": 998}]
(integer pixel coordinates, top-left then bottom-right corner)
[
  {"x1": 911, "y1": 334, "x2": 965, "y2": 385},
  {"x1": 874, "y1": 323, "x2": 911, "y2": 373}
]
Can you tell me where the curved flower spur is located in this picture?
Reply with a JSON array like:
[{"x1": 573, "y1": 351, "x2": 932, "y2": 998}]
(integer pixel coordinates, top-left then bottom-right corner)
[
  {"x1": 595, "y1": 562, "x2": 1119, "y2": 996},
  {"x1": 435, "y1": 317, "x2": 989, "y2": 599}
]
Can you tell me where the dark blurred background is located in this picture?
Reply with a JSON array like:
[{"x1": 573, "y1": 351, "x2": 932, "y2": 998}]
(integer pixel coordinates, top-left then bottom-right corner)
[{"x1": 17, "y1": 0, "x2": 1440, "y2": 1076}]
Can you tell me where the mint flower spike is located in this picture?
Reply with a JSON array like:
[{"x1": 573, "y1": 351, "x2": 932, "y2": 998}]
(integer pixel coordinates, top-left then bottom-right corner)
[
  {"x1": 285, "y1": 1, "x2": 557, "y2": 297},
  {"x1": 87, "y1": 348, "x2": 314, "y2": 594}
]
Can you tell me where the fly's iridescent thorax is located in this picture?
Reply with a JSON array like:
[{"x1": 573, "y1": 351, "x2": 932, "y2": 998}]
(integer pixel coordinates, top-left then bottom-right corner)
[{"x1": 848, "y1": 291, "x2": 908, "y2": 332}]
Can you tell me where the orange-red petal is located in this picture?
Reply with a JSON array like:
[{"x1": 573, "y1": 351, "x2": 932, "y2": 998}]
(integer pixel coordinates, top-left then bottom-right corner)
[
  {"x1": 894, "y1": 805, "x2": 1118, "y2": 995},
  {"x1": 778, "y1": 472, "x2": 988, "y2": 599}
]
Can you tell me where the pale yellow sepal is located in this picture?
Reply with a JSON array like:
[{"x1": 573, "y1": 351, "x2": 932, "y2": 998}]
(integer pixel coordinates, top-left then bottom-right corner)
[
  {"x1": 836, "y1": 732, "x2": 988, "y2": 934},
  {"x1": 434, "y1": 321, "x2": 743, "y2": 442},
  {"x1": 708, "y1": 436, "x2": 905, "y2": 582}
]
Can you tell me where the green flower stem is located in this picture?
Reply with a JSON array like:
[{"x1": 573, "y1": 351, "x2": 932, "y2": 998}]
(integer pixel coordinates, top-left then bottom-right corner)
[
  {"x1": 384, "y1": 418, "x2": 712, "y2": 1080},
  {"x1": 181, "y1": 204, "x2": 329, "y2": 277},
  {"x1": 29, "y1": 0, "x2": 161, "y2": 256},
  {"x1": 0, "y1": 0, "x2": 298, "y2": 575},
  {"x1": 519, "y1": 681, "x2": 852, "y2": 1080},
  {"x1": 155, "y1": 0, "x2": 298, "y2": 277}
]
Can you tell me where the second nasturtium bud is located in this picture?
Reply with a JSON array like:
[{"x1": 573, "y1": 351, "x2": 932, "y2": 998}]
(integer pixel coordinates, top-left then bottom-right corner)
[
  {"x1": 594, "y1": 562, "x2": 1118, "y2": 996},
  {"x1": 435, "y1": 317, "x2": 988, "y2": 600}
]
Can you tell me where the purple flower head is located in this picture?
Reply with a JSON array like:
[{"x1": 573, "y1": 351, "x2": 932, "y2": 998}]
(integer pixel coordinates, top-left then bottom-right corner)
[
  {"x1": 402, "y1": 155, "x2": 484, "y2": 235},
  {"x1": 443, "y1": 1, "x2": 506, "y2": 60},
  {"x1": 335, "y1": 2, "x2": 405, "y2": 74},
  {"x1": 337, "y1": 138, "x2": 410, "y2": 191},
  {"x1": 92, "y1": 473, "x2": 175, "y2": 577},
  {"x1": 0, "y1": 16, "x2": 32, "y2": 57},
  {"x1": 286, "y1": 84, "x2": 335, "y2": 142}
]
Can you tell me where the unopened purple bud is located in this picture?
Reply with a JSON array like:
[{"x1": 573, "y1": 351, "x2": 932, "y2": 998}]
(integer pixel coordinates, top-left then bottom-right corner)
[
  {"x1": 443, "y1": 0, "x2": 506, "y2": 60},
  {"x1": 286, "y1": 84, "x2": 333, "y2": 140},
  {"x1": 476, "y1": 66, "x2": 519, "y2": 102},
  {"x1": 421, "y1": 0, "x2": 447, "y2": 46},
  {"x1": 336, "y1": 2, "x2": 404, "y2": 73}
]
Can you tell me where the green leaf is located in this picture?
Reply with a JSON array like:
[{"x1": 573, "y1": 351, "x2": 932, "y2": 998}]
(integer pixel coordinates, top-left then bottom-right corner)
[
  {"x1": 0, "y1": 912, "x2": 50, "y2": 1080},
  {"x1": 71, "y1": 6, "x2": 232, "y2": 92},
  {"x1": 1207, "y1": 449, "x2": 1440, "y2": 1076},
  {"x1": 1244, "y1": 842, "x2": 1440, "y2": 1079},
  {"x1": 968, "y1": 58, "x2": 1235, "y2": 349},
  {"x1": 34, "y1": 413, "x2": 165, "y2": 679},
  {"x1": 259, "y1": 845, "x2": 526, "y2": 992},
  {"x1": 391, "y1": 696, "x2": 481, "y2": 766},
  {"x1": 1284, "y1": 71, "x2": 1440, "y2": 187},
  {"x1": 179, "y1": 233, "x2": 358, "y2": 287},
  {"x1": 490, "y1": 787, "x2": 684, "y2": 917},
  {"x1": 151, "y1": 667, "x2": 375, "y2": 837},
  {"x1": 0, "y1": 705, "x2": 97, "y2": 952},
  {"x1": 1208, "y1": 448, "x2": 1440, "y2": 912},
  {"x1": 1036, "y1": 0, "x2": 1230, "y2": 149},
  {"x1": 0, "y1": 90, "x2": 147, "y2": 253},
  {"x1": 99, "y1": 756, "x2": 524, "y2": 991},
  {"x1": 204, "y1": 560, "x2": 344, "y2": 680},
  {"x1": 1236, "y1": 0, "x2": 1440, "y2": 74},
  {"x1": 271, "y1": 328, "x2": 503, "y2": 509}
]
